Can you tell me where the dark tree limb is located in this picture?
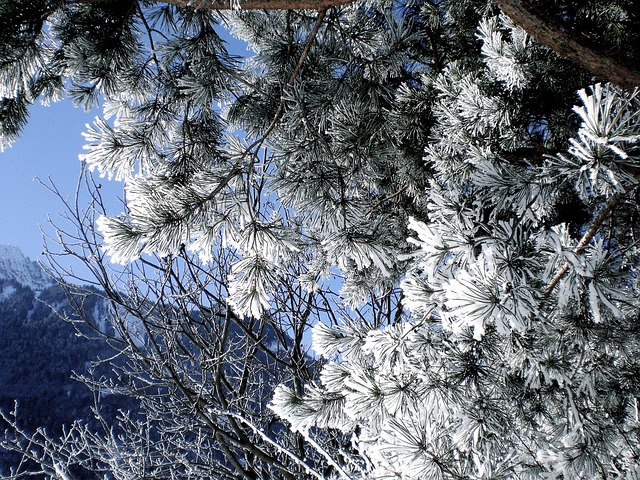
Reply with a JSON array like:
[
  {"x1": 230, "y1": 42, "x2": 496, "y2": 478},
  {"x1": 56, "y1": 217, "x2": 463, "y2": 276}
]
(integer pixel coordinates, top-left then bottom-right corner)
[{"x1": 493, "y1": 0, "x2": 640, "y2": 90}]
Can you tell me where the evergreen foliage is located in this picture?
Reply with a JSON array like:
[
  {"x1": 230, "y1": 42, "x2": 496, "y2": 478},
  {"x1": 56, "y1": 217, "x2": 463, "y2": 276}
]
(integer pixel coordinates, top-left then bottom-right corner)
[{"x1": 2, "y1": 0, "x2": 640, "y2": 478}]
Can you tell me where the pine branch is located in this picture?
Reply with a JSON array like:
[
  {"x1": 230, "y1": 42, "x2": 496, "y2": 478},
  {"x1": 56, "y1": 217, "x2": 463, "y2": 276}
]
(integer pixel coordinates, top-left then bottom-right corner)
[
  {"x1": 124, "y1": 8, "x2": 327, "y2": 253},
  {"x1": 235, "y1": 7, "x2": 326, "y2": 144},
  {"x1": 493, "y1": 0, "x2": 640, "y2": 90},
  {"x1": 76, "y1": 0, "x2": 354, "y2": 10},
  {"x1": 544, "y1": 183, "x2": 638, "y2": 296}
]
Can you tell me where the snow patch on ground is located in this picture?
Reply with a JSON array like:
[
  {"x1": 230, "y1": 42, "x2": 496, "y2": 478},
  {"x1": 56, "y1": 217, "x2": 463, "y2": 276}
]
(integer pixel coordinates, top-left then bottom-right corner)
[{"x1": 0, "y1": 284, "x2": 16, "y2": 300}]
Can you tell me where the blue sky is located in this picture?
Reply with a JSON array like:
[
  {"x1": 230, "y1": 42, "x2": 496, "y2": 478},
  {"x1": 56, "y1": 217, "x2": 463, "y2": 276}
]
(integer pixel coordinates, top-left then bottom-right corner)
[{"x1": 0, "y1": 101, "x2": 122, "y2": 262}]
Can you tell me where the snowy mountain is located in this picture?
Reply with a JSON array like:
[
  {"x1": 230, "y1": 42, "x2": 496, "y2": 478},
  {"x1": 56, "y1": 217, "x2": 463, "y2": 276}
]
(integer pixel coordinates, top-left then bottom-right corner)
[{"x1": 0, "y1": 245, "x2": 52, "y2": 291}]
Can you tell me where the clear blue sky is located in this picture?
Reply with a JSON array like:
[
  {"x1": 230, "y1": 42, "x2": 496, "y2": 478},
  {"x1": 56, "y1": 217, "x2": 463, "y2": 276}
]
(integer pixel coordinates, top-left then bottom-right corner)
[{"x1": 0, "y1": 101, "x2": 122, "y2": 262}]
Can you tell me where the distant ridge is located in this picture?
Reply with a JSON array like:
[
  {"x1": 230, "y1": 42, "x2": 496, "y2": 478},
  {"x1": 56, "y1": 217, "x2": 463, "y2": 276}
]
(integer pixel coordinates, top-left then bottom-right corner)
[{"x1": 0, "y1": 245, "x2": 52, "y2": 291}]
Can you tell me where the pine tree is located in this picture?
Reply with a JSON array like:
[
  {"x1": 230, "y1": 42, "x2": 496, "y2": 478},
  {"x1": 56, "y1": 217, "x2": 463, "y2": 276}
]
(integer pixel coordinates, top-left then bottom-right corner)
[
  {"x1": 2, "y1": 0, "x2": 640, "y2": 478},
  {"x1": 271, "y1": 10, "x2": 640, "y2": 480}
]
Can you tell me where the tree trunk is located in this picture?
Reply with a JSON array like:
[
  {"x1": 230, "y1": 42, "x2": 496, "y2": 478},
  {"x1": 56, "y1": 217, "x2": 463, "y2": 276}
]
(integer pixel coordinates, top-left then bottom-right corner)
[{"x1": 493, "y1": 0, "x2": 640, "y2": 90}]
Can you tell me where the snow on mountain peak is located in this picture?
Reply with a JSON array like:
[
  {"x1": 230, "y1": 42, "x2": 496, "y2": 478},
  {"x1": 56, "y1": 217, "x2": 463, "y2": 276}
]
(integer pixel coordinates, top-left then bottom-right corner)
[{"x1": 0, "y1": 245, "x2": 52, "y2": 291}]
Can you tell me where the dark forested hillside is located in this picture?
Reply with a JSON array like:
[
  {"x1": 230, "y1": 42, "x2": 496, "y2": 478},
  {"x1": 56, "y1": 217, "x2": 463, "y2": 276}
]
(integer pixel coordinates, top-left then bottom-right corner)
[
  {"x1": 0, "y1": 249, "x2": 130, "y2": 474},
  {"x1": 1, "y1": 279, "x2": 100, "y2": 427}
]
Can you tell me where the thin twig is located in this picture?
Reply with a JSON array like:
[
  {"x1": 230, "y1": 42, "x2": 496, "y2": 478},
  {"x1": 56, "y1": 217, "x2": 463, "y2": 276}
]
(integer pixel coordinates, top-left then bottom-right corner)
[{"x1": 212, "y1": 409, "x2": 328, "y2": 480}]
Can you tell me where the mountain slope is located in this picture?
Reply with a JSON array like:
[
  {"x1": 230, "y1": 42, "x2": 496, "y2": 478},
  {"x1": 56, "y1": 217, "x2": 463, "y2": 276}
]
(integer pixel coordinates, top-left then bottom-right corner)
[{"x1": 0, "y1": 246, "x2": 129, "y2": 474}]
